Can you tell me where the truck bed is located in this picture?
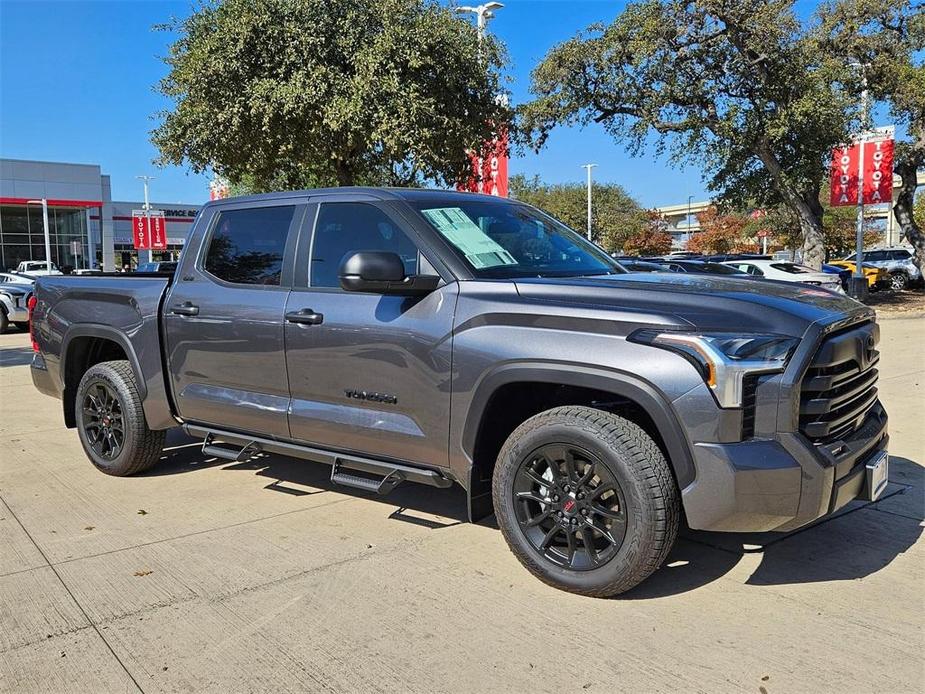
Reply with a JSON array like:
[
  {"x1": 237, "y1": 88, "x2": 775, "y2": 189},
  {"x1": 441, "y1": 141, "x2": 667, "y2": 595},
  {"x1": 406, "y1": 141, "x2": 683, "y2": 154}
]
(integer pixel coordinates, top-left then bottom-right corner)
[{"x1": 31, "y1": 273, "x2": 176, "y2": 430}]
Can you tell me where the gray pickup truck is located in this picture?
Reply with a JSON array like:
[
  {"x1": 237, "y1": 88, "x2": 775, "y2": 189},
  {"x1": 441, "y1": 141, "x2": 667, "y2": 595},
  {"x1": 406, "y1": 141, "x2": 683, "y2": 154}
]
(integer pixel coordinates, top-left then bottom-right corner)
[{"x1": 29, "y1": 188, "x2": 889, "y2": 596}]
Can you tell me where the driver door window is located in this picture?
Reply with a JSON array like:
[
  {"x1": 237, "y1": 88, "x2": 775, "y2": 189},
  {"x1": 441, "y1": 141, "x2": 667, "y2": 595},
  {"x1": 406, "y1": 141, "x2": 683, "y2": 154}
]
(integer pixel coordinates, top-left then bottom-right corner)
[{"x1": 309, "y1": 202, "x2": 419, "y2": 288}]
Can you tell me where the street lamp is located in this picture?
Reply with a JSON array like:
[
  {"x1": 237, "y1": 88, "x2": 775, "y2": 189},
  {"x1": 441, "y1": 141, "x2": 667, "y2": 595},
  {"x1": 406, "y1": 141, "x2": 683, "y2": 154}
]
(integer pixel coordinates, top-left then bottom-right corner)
[
  {"x1": 455, "y1": 2, "x2": 504, "y2": 51},
  {"x1": 686, "y1": 195, "x2": 694, "y2": 245},
  {"x1": 26, "y1": 199, "x2": 53, "y2": 273},
  {"x1": 581, "y1": 164, "x2": 597, "y2": 240}
]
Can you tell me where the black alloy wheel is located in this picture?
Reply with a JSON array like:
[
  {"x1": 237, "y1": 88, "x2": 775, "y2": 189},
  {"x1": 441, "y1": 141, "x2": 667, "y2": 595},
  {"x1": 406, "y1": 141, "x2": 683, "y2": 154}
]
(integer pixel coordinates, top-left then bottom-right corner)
[
  {"x1": 513, "y1": 443, "x2": 627, "y2": 571},
  {"x1": 82, "y1": 381, "x2": 125, "y2": 460}
]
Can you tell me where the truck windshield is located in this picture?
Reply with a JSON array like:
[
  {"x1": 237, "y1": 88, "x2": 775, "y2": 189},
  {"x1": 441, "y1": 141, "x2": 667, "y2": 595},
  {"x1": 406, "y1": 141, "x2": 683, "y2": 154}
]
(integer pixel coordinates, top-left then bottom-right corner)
[{"x1": 411, "y1": 199, "x2": 624, "y2": 279}]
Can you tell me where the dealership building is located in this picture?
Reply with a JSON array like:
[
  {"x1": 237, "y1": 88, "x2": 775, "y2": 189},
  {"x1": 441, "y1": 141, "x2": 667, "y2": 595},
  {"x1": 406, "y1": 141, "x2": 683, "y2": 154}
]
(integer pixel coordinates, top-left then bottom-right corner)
[{"x1": 0, "y1": 158, "x2": 201, "y2": 272}]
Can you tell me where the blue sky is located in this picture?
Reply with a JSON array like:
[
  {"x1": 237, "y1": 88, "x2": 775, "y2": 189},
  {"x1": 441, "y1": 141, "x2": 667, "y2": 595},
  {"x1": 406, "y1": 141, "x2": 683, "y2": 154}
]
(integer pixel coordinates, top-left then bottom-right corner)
[{"x1": 0, "y1": 0, "x2": 806, "y2": 207}]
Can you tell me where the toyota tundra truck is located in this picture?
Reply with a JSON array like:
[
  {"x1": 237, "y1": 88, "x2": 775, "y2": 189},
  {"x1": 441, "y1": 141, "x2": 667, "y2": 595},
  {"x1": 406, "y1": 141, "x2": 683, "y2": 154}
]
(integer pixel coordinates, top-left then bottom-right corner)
[{"x1": 28, "y1": 188, "x2": 889, "y2": 597}]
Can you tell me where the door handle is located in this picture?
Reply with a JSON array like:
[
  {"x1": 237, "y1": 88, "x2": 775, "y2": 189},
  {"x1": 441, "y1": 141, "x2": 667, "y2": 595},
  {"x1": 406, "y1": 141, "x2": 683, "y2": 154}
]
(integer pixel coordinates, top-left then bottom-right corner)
[
  {"x1": 286, "y1": 309, "x2": 324, "y2": 325},
  {"x1": 170, "y1": 301, "x2": 199, "y2": 316}
]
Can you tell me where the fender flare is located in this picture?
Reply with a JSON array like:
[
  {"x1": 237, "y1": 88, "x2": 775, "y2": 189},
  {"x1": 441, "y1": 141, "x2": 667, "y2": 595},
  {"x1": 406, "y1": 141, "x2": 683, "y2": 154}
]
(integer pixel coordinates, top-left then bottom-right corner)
[
  {"x1": 60, "y1": 324, "x2": 148, "y2": 400},
  {"x1": 462, "y1": 362, "x2": 695, "y2": 489}
]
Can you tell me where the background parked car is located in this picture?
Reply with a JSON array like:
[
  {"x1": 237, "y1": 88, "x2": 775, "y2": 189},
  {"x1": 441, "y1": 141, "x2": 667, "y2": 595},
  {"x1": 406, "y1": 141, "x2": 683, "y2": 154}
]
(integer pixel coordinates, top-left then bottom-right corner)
[
  {"x1": 616, "y1": 258, "x2": 667, "y2": 273},
  {"x1": 0, "y1": 282, "x2": 32, "y2": 333},
  {"x1": 662, "y1": 260, "x2": 753, "y2": 276},
  {"x1": 826, "y1": 261, "x2": 889, "y2": 291},
  {"x1": 722, "y1": 260, "x2": 844, "y2": 293},
  {"x1": 15, "y1": 260, "x2": 62, "y2": 276},
  {"x1": 842, "y1": 247, "x2": 921, "y2": 291},
  {"x1": 0, "y1": 272, "x2": 35, "y2": 285},
  {"x1": 135, "y1": 261, "x2": 179, "y2": 274}
]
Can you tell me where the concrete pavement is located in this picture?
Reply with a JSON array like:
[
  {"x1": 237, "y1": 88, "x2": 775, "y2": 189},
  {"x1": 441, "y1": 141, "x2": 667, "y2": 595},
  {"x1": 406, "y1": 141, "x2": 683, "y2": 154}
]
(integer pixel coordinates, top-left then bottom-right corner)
[{"x1": 0, "y1": 318, "x2": 922, "y2": 693}]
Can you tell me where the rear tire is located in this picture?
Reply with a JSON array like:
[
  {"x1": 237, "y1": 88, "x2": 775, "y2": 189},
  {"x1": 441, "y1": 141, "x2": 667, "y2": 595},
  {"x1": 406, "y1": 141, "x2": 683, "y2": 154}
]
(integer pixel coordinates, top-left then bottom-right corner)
[
  {"x1": 75, "y1": 360, "x2": 165, "y2": 476},
  {"x1": 492, "y1": 406, "x2": 679, "y2": 597}
]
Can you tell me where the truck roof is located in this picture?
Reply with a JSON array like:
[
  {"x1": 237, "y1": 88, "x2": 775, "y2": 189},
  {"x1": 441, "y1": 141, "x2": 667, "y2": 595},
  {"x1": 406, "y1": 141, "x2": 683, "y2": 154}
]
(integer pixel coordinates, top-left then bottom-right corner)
[{"x1": 203, "y1": 187, "x2": 509, "y2": 207}]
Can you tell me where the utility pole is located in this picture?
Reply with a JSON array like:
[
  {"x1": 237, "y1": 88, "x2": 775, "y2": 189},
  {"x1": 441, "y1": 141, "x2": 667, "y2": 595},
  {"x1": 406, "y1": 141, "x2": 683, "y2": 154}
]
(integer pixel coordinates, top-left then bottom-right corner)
[
  {"x1": 26, "y1": 199, "x2": 53, "y2": 273},
  {"x1": 581, "y1": 163, "x2": 597, "y2": 241},
  {"x1": 136, "y1": 175, "x2": 155, "y2": 266}
]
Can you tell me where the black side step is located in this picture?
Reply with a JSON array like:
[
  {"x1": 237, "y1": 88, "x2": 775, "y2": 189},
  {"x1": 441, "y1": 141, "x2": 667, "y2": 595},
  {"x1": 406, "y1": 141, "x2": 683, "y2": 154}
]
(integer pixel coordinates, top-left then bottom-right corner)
[
  {"x1": 185, "y1": 425, "x2": 453, "y2": 491},
  {"x1": 201, "y1": 433, "x2": 261, "y2": 462},
  {"x1": 330, "y1": 459, "x2": 404, "y2": 495}
]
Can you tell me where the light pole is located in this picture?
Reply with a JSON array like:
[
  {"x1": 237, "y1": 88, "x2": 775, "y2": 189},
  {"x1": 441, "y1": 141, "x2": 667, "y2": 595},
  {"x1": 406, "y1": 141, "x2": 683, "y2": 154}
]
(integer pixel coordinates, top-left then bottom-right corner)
[
  {"x1": 136, "y1": 175, "x2": 155, "y2": 266},
  {"x1": 581, "y1": 164, "x2": 597, "y2": 241},
  {"x1": 686, "y1": 195, "x2": 694, "y2": 245},
  {"x1": 455, "y1": 2, "x2": 504, "y2": 52},
  {"x1": 26, "y1": 199, "x2": 53, "y2": 273},
  {"x1": 848, "y1": 60, "x2": 870, "y2": 298}
]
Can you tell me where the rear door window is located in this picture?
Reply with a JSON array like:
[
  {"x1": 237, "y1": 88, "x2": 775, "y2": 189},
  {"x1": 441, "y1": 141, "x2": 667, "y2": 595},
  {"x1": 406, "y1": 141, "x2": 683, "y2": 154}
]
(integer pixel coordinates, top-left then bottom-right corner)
[{"x1": 203, "y1": 206, "x2": 296, "y2": 286}]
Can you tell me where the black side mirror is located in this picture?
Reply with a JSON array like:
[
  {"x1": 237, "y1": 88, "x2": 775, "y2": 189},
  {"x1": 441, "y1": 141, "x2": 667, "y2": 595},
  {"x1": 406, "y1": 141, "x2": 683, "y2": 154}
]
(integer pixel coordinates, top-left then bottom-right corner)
[{"x1": 338, "y1": 251, "x2": 440, "y2": 296}]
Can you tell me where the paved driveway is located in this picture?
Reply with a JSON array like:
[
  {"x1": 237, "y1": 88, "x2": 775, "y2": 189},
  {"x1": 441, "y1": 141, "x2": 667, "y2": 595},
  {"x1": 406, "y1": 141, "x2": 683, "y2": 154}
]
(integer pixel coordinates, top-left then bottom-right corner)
[{"x1": 1, "y1": 317, "x2": 922, "y2": 693}]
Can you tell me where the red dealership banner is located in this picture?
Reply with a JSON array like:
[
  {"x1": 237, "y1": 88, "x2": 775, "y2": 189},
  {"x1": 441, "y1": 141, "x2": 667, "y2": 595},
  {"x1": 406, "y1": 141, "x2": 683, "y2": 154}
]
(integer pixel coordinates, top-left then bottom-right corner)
[
  {"x1": 862, "y1": 137, "x2": 893, "y2": 204},
  {"x1": 132, "y1": 210, "x2": 150, "y2": 249},
  {"x1": 149, "y1": 211, "x2": 167, "y2": 250},
  {"x1": 131, "y1": 210, "x2": 168, "y2": 250},
  {"x1": 457, "y1": 129, "x2": 509, "y2": 197},
  {"x1": 830, "y1": 128, "x2": 894, "y2": 207},
  {"x1": 830, "y1": 143, "x2": 860, "y2": 206}
]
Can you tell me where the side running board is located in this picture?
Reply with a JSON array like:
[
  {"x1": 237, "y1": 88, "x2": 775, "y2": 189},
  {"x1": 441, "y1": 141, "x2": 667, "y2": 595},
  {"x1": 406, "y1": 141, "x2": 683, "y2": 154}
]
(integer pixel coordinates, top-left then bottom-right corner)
[
  {"x1": 185, "y1": 425, "x2": 453, "y2": 495},
  {"x1": 201, "y1": 433, "x2": 261, "y2": 462}
]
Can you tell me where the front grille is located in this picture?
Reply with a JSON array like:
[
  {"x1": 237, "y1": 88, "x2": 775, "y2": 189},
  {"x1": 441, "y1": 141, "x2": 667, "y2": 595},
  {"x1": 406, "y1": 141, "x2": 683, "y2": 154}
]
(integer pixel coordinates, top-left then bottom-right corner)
[
  {"x1": 741, "y1": 375, "x2": 759, "y2": 439},
  {"x1": 799, "y1": 322, "x2": 880, "y2": 444}
]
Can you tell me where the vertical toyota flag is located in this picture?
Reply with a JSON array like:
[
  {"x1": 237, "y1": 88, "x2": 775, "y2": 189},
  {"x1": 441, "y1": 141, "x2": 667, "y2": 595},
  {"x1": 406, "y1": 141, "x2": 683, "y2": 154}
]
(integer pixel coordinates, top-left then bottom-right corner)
[
  {"x1": 132, "y1": 210, "x2": 150, "y2": 250},
  {"x1": 830, "y1": 143, "x2": 860, "y2": 206},
  {"x1": 862, "y1": 138, "x2": 893, "y2": 205},
  {"x1": 457, "y1": 129, "x2": 509, "y2": 197},
  {"x1": 149, "y1": 211, "x2": 167, "y2": 250},
  {"x1": 830, "y1": 128, "x2": 894, "y2": 207}
]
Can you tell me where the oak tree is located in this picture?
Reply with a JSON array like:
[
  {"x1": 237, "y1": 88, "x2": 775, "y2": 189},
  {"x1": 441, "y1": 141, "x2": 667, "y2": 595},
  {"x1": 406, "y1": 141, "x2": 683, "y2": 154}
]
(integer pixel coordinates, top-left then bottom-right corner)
[
  {"x1": 153, "y1": 0, "x2": 512, "y2": 190},
  {"x1": 522, "y1": 0, "x2": 856, "y2": 269}
]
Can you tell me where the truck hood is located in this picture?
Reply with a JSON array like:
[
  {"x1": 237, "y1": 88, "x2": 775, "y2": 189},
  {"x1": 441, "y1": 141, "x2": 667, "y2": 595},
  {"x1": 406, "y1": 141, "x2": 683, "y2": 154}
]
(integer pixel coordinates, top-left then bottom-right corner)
[{"x1": 513, "y1": 273, "x2": 871, "y2": 337}]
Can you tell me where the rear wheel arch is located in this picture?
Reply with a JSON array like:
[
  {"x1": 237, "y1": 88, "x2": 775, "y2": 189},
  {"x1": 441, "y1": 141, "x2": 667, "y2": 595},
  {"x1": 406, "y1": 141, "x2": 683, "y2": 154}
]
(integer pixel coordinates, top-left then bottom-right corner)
[
  {"x1": 462, "y1": 364, "x2": 694, "y2": 521},
  {"x1": 61, "y1": 327, "x2": 146, "y2": 428}
]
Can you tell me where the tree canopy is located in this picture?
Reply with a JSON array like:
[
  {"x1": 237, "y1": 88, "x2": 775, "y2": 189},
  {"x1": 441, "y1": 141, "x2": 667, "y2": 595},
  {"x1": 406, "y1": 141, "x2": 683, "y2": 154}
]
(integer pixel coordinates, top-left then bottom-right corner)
[
  {"x1": 153, "y1": 0, "x2": 512, "y2": 190},
  {"x1": 509, "y1": 175, "x2": 647, "y2": 251},
  {"x1": 522, "y1": 0, "x2": 860, "y2": 268}
]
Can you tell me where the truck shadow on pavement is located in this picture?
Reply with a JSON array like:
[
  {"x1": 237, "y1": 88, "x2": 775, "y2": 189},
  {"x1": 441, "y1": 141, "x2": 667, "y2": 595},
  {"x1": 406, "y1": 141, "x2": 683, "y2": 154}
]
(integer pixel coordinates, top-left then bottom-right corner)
[
  {"x1": 149, "y1": 429, "x2": 922, "y2": 599},
  {"x1": 0, "y1": 346, "x2": 35, "y2": 368},
  {"x1": 624, "y1": 456, "x2": 923, "y2": 599}
]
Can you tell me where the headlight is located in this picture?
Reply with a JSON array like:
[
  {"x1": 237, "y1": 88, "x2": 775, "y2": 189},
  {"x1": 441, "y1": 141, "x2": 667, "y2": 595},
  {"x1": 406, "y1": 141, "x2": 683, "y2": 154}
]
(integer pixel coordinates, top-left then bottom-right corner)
[{"x1": 629, "y1": 330, "x2": 799, "y2": 408}]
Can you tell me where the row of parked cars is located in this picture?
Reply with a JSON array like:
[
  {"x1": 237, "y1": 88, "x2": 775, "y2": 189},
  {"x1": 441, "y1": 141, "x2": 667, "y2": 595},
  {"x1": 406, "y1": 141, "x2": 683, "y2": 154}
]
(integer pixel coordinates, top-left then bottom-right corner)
[{"x1": 614, "y1": 247, "x2": 922, "y2": 294}]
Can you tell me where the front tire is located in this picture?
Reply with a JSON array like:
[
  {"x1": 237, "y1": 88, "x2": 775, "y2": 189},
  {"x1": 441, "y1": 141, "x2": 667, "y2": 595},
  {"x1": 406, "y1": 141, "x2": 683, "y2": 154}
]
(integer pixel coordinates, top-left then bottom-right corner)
[
  {"x1": 889, "y1": 271, "x2": 908, "y2": 291},
  {"x1": 0, "y1": 309, "x2": 8, "y2": 334},
  {"x1": 75, "y1": 360, "x2": 165, "y2": 476},
  {"x1": 13, "y1": 321, "x2": 29, "y2": 332},
  {"x1": 493, "y1": 406, "x2": 680, "y2": 597}
]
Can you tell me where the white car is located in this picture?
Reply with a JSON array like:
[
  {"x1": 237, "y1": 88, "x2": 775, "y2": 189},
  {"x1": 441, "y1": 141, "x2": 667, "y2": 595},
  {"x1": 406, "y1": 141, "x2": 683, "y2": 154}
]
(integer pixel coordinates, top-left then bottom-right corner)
[
  {"x1": 0, "y1": 272, "x2": 35, "y2": 285},
  {"x1": 15, "y1": 260, "x2": 62, "y2": 276},
  {"x1": 722, "y1": 260, "x2": 845, "y2": 293},
  {"x1": 0, "y1": 283, "x2": 32, "y2": 333}
]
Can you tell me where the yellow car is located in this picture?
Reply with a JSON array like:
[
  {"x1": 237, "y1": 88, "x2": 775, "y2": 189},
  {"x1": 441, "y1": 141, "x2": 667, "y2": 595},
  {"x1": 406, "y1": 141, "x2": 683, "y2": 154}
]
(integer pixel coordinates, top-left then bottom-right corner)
[{"x1": 828, "y1": 261, "x2": 889, "y2": 289}]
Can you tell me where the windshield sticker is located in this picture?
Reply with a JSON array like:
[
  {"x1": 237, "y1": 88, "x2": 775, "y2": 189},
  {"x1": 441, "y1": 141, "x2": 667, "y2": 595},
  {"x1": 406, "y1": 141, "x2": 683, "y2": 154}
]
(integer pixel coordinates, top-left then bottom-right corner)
[{"x1": 420, "y1": 207, "x2": 518, "y2": 269}]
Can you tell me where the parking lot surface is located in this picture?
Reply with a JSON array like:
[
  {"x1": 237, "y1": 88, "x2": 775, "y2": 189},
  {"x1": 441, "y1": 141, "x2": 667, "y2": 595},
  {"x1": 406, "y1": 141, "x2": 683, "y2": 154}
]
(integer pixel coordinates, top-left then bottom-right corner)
[{"x1": 1, "y1": 316, "x2": 922, "y2": 693}]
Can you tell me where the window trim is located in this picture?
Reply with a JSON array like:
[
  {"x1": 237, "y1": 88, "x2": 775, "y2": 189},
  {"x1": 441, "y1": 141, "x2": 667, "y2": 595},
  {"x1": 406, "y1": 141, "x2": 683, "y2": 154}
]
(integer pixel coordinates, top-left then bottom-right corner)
[{"x1": 196, "y1": 201, "x2": 305, "y2": 291}]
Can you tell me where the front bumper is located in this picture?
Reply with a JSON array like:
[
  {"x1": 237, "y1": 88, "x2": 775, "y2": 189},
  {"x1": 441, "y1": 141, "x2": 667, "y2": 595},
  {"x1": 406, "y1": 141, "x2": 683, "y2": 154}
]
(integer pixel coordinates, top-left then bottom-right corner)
[{"x1": 681, "y1": 403, "x2": 888, "y2": 532}]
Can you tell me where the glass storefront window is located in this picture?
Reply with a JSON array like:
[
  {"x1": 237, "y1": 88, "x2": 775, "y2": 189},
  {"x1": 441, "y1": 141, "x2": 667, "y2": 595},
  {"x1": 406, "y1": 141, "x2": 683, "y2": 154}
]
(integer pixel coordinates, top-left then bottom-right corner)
[{"x1": 0, "y1": 205, "x2": 90, "y2": 271}]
